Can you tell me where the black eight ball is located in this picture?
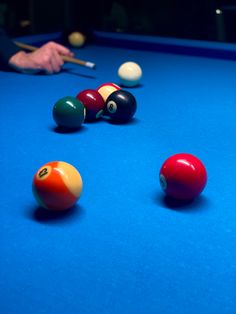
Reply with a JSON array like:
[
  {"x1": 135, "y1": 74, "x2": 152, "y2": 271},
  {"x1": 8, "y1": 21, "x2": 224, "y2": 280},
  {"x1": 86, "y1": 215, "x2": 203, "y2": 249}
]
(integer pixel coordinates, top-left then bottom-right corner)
[{"x1": 104, "y1": 90, "x2": 137, "y2": 122}]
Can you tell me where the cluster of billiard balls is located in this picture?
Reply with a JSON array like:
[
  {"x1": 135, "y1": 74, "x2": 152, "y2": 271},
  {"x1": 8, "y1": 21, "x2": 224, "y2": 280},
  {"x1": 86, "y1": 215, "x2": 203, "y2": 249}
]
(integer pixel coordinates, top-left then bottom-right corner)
[
  {"x1": 32, "y1": 153, "x2": 207, "y2": 211},
  {"x1": 52, "y1": 82, "x2": 137, "y2": 129},
  {"x1": 32, "y1": 57, "x2": 207, "y2": 211}
]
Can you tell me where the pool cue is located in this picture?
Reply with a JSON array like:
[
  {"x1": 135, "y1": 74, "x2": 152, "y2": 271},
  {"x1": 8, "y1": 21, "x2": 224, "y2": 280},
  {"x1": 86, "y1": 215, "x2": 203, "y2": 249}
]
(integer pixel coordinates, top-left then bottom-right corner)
[{"x1": 14, "y1": 41, "x2": 96, "y2": 69}]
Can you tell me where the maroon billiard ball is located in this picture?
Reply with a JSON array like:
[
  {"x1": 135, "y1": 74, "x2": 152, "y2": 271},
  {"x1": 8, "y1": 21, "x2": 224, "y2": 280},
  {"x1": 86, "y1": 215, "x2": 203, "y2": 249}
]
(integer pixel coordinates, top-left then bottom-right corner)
[
  {"x1": 159, "y1": 153, "x2": 207, "y2": 201},
  {"x1": 76, "y1": 89, "x2": 105, "y2": 121}
]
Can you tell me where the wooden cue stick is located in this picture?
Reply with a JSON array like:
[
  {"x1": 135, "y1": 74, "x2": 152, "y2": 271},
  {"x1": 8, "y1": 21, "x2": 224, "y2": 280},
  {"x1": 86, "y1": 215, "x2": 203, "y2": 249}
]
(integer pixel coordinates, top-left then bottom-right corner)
[{"x1": 14, "y1": 41, "x2": 96, "y2": 69}]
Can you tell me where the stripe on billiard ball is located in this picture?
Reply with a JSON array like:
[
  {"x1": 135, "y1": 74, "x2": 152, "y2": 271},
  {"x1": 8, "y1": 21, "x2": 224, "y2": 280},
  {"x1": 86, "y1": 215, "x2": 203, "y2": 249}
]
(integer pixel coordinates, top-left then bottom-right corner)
[
  {"x1": 32, "y1": 161, "x2": 83, "y2": 211},
  {"x1": 97, "y1": 82, "x2": 121, "y2": 102}
]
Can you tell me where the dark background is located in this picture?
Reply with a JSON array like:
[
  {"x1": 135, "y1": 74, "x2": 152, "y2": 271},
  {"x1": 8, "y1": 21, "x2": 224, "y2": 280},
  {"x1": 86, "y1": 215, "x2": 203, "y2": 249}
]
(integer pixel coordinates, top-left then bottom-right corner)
[{"x1": 1, "y1": 0, "x2": 236, "y2": 43}]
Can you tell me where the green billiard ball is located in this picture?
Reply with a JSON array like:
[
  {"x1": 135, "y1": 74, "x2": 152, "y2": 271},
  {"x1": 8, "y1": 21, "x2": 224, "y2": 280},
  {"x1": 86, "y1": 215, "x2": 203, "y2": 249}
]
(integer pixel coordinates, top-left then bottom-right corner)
[{"x1": 53, "y1": 96, "x2": 86, "y2": 129}]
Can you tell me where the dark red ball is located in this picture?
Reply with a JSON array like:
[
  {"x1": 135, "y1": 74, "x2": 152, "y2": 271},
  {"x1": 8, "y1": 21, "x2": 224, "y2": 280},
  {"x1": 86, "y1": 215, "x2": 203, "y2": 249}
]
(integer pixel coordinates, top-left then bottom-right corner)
[
  {"x1": 76, "y1": 89, "x2": 105, "y2": 121},
  {"x1": 159, "y1": 153, "x2": 207, "y2": 201}
]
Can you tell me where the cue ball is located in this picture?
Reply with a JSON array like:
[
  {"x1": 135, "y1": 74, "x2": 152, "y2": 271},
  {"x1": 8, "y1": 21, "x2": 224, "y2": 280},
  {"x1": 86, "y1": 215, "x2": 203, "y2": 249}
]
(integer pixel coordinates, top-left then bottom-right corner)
[
  {"x1": 68, "y1": 32, "x2": 86, "y2": 47},
  {"x1": 159, "y1": 153, "x2": 207, "y2": 201},
  {"x1": 104, "y1": 89, "x2": 137, "y2": 122},
  {"x1": 76, "y1": 89, "x2": 105, "y2": 121},
  {"x1": 118, "y1": 61, "x2": 142, "y2": 87},
  {"x1": 97, "y1": 83, "x2": 121, "y2": 102},
  {"x1": 53, "y1": 96, "x2": 86, "y2": 129},
  {"x1": 32, "y1": 161, "x2": 83, "y2": 211}
]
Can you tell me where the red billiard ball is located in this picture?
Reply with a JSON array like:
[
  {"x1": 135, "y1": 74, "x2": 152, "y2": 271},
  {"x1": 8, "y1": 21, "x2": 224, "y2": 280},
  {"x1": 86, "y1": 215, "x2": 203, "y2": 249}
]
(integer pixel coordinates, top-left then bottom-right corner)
[
  {"x1": 76, "y1": 89, "x2": 105, "y2": 121},
  {"x1": 32, "y1": 161, "x2": 83, "y2": 211},
  {"x1": 159, "y1": 153, "x2": 207, "y2": 201},
  {"x1": 104, "y1": 89, "x2": 137, "y2": 122},
  {"x1": 97, "y1": 82, "x2": 121, "y2": 102}
]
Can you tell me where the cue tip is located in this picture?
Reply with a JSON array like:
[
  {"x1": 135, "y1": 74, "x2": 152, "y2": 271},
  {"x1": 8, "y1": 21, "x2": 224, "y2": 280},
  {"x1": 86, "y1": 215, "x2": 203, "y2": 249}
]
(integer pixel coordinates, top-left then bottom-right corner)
[{"x1": 85, "y1": 61, "x2": 96, "y2": 69}]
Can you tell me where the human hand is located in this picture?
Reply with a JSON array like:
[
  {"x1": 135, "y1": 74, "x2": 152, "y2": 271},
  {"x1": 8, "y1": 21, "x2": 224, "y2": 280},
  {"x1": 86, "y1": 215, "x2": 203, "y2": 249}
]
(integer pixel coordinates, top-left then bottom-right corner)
[{"x1": 9, "y1": 41, "x2": 74, "y2": 74}]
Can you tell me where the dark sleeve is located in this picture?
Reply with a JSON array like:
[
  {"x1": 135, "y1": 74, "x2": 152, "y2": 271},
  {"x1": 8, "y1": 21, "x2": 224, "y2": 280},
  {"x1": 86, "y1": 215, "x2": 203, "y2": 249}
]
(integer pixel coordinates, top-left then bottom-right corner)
[{"x1": 0, "y1": 28, "x2": 21, "y2": 70}]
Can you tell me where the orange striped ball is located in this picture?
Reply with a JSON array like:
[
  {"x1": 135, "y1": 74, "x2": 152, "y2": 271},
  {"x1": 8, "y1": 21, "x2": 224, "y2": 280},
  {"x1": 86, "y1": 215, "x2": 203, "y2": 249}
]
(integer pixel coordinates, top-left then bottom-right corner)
[
  {"x1": 32, "y1": 161, "x2": 83, "y2": 211},
  {"x1": 97, "y1": 82, "x2": 121, "y2": 102}
]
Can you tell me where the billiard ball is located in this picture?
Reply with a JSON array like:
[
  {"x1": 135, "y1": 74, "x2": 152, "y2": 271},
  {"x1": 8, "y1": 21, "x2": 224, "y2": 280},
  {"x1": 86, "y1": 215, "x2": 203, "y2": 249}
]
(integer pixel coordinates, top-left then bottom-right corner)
[
  {"x1": 159, "y1": 153, "x2": 207, "y2": 201},
  {"x1": 68, "y1": 32, "x2": 86, "y2": 47},
  {"x1": 76, "y1": 89, "x2": 105, "y2": 121},
  {"x1": 104, "y1": 89, "x2": 137, "y2": 122},
  {"x1": 53, "y1": 96, "x2": 85, "y2": 129},
  {"x1": 118, "y1": 61, "x2": 142, "y2": 87},
  {"x1": 32, "y1": 161, "x2": 83, "y2": 211},
  {"x1": 97, "y1": 83, "x2": 121, "y2": 102}
]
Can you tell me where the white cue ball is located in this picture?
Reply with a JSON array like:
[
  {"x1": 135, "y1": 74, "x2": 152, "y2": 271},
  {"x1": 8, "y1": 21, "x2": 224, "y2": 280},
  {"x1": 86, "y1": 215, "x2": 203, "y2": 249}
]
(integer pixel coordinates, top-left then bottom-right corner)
[
  {"x1": 68, "y1": 32, "x2": 86, "y2": 47},
  {"x1": 118, "y1": 61, "x2": 142, "y2": 87}
]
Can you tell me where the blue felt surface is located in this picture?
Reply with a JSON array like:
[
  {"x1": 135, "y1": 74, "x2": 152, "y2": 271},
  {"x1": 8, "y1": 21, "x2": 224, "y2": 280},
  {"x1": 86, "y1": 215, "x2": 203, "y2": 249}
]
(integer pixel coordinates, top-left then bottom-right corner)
[{"x1": 1, "y1": 33, "x2": 236, "y2": 314}]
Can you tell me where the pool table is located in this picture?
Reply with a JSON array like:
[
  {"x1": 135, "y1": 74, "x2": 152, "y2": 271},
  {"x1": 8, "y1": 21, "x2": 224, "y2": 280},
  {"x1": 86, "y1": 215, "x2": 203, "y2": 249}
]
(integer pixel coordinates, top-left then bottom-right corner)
[{"x1": 1, "y1": 31, "x2": 236, "y2": 314}]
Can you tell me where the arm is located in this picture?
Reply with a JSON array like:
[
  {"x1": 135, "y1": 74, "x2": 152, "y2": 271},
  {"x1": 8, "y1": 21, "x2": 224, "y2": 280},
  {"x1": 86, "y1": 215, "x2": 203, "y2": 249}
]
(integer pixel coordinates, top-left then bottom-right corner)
[
  {"x1": 9, "y1": 41, "x2": 74, "y2": 74},
  {"x1": 0, "y1": 28, "x2": 74, "y2": 74}
]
